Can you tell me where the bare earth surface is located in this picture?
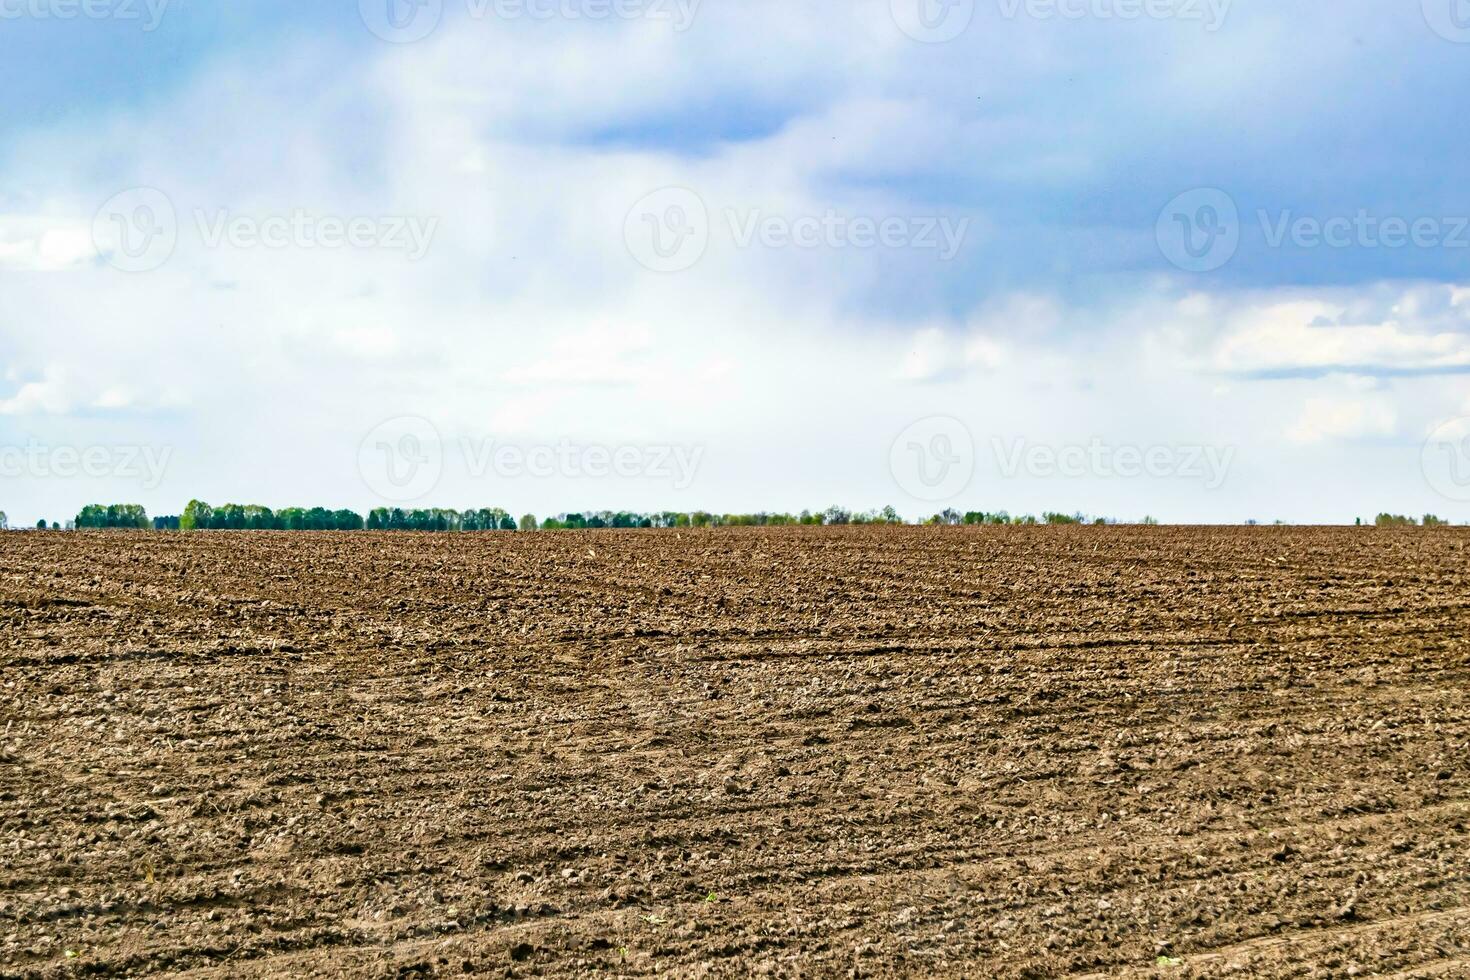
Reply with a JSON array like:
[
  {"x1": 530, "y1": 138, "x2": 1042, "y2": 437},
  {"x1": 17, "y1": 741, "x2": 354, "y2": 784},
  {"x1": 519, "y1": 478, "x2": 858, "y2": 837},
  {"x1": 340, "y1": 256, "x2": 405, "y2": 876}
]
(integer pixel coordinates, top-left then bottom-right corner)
[{"x1": 2, "y1": 526, "x2": 1468, "y2": 978}]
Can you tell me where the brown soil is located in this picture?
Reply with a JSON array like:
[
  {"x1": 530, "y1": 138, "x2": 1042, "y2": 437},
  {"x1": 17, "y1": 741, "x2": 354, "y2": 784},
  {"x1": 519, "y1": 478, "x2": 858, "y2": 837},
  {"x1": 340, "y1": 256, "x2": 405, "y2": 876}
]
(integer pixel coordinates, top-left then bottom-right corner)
[{"x1": 2, "y1": 526, "x2": 1468, "y2": 978}]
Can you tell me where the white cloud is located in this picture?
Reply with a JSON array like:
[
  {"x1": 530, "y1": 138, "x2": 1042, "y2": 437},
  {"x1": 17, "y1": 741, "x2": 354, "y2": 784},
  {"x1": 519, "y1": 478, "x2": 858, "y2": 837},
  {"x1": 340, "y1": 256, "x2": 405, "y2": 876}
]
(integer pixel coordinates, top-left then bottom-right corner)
[
  {"x1": 1286, "y1": 396, "x2": 1398, "y2": 444},
  {"x1": 898, "y1": 326, "x2": 1006, "y2": 383},
  {"x1": 0, "y1": 373, "x2": 75, "y2": 416},
  {"x1": 1169, "y1": 287, "x2": 1470, "y2": 377},
  {"x1": 0, "y1": 367, "x2": 186, "y2": 417},
  {"x1": 0, "y1": 219, "x2": 94, "y2": 272},
  {"x1": 330, "y1": 325, "x2": 401, "y2": 360}
]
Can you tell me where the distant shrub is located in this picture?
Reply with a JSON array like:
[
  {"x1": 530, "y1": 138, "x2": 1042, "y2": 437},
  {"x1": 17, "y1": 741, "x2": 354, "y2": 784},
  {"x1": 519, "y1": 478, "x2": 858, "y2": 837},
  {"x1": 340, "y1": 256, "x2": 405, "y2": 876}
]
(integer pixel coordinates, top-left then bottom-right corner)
[{"x1": 960, "y1": 511, "x2": 1014, "y2": 525}]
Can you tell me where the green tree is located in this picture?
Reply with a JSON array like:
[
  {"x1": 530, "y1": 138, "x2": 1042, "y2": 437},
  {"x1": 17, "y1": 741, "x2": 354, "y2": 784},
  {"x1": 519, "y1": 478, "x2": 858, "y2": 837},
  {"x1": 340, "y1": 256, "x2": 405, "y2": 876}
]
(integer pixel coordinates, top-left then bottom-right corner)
[
  {"x1": 180, "y1": 500, "x2": 212, "y2": 531},
  {"x1": 75, "y1": 504, "x2": 149, "y2": 529},
  {"x1": 245, "y1": 505, "x2": 275, "y2": 530}
]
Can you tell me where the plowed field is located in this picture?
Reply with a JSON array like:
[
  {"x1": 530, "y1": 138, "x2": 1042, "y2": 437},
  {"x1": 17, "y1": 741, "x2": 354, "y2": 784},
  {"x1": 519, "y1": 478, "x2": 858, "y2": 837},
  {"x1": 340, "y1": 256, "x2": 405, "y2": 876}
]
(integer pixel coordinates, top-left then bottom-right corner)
[{"x1": 2, "y1": 527, "x2": 1468, "y2": 977}]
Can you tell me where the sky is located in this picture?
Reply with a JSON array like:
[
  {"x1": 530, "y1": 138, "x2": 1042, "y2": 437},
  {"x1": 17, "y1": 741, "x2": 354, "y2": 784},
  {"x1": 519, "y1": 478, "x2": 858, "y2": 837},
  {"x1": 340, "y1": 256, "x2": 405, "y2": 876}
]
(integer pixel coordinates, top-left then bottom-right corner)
[{"x1": 2, "y1": 0, "x2": 1470, "y2": 526}]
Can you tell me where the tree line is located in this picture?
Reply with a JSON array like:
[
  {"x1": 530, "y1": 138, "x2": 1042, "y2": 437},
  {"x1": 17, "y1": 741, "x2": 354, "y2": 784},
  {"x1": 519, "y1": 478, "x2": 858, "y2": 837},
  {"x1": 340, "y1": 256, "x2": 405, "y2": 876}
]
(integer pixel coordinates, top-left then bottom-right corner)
[
  {"x1": 920, "y1": 510, "x2": 1163, "y2": 526},
  {"x1": 539, "y1": 507, "x2": 906, "y2": 529},
  {"x1": 56, "y1": 503, "x2": 915, "y2": 531},
  {"x1": 367, "y1": 508, "x2": 517, "y2": 531},
  {"x1": 1369, "y1": 513, "x2": 1451, "y2": 527},
  {"x1": 172, "y1": 504, "x2": 908, "y2": 531},
  {"x1": 15, "y1": 502, "x2": 1462, "y2": 531},
  {"x1": 180, "y1": 501, "x2": 366, "y2": 531},
  {"x1": 75, "y1": 504, "x2": 151, "y2": 529}
]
